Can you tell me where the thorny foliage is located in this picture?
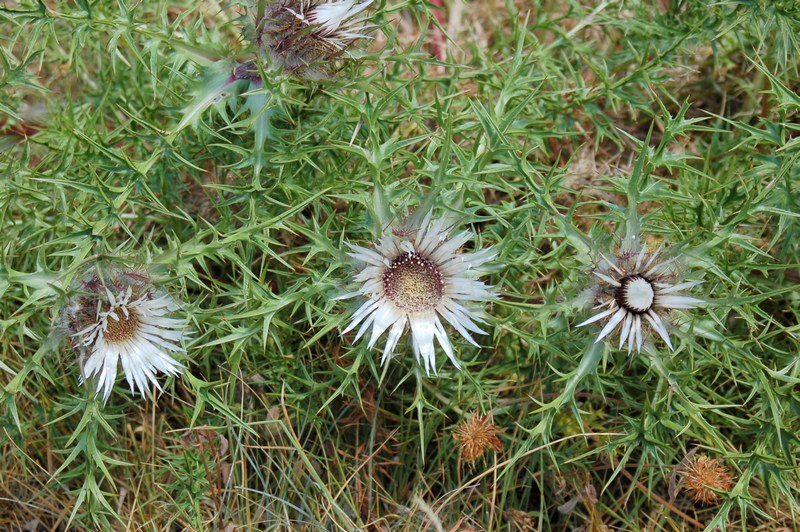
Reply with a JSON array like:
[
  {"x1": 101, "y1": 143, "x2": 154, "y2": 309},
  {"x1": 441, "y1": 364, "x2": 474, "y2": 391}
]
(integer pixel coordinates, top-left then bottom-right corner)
[{"x1": 0, "y1": 0, "x2": 799, "y2": 529}]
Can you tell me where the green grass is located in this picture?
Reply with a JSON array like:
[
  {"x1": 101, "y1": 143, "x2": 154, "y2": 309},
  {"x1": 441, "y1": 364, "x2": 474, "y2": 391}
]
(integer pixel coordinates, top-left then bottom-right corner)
[{"x1": 1, "y1": 0, "x2": 799, "y2": 529}]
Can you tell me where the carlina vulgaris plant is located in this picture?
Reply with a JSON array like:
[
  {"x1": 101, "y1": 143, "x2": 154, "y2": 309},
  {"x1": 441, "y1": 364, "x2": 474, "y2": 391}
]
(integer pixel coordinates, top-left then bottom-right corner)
[
  {"x1": 575, "y1": 233, "x2": 705, "y2": 354},
  {"x1": 57, "y1": 264, "x2": 190, "y2": 404},
  {"x1": 566, "y1": 190, "x2": 707, "y2": 357},
  {"x1": 525, "y1": 192, "x2": 713, "y2": 441},
  {"x1": 336, "y1": 187, "x2": 497, "y2": 375},
  {"x1": 170, "y1": 0, "x2": 377, "y2": 176}
]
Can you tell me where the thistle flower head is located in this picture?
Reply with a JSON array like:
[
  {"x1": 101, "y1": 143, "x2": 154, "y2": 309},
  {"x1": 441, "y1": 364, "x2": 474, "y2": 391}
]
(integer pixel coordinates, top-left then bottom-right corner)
[
  {"x1": 452, "y1": 412, "x2": 503, "y2": 464},
  {"x1": 679, "y1": 454, "x2": 733, "y2": 505},
  {"x1": 576, "y1": 238, "x2": 704, "y2": 353},
  {"x1": 59, "y1": 267, "x2": 189, "y2": 403},
  {"x1": 252, "y1": 0, "x2": 374, "y2": 79},
  {"x1": 338, "y1": 203, "x2": 496, "y2": 374}
]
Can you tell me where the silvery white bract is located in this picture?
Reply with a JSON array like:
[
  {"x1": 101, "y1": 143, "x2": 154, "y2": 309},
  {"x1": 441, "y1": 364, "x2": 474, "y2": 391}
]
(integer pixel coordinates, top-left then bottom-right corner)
[
  {"x1": 577, "y1": 242, "x2": 703, "y2": 353},
  {"x1": 61, "y1": 268, "x2": 188, "y2": 403},
  {"x1": 339, "y1": 207, "x2": 496, "y2": 374},
  {"x1": 304, "y1": 0, "x2": 373, "y2": 41}
]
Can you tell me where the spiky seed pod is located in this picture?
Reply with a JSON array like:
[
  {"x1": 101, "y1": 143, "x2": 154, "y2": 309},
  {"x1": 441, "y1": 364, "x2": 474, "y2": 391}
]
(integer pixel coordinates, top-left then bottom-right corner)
[
  {"x1": 679, "y1": 454, "x2": 734, "y2": 505},
  {"x1": 452, "y1": 412, "x2": 503, "y2": 464}
]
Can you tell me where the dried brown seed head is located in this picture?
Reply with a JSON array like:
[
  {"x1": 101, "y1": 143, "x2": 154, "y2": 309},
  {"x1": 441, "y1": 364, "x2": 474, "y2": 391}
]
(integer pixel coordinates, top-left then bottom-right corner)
[
  {"x1": 680, "y1": 454, "x2": 733, "y2": 505},
  {"x1": 452, "y1": 412, "x2": 503, "y2": 464}
]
